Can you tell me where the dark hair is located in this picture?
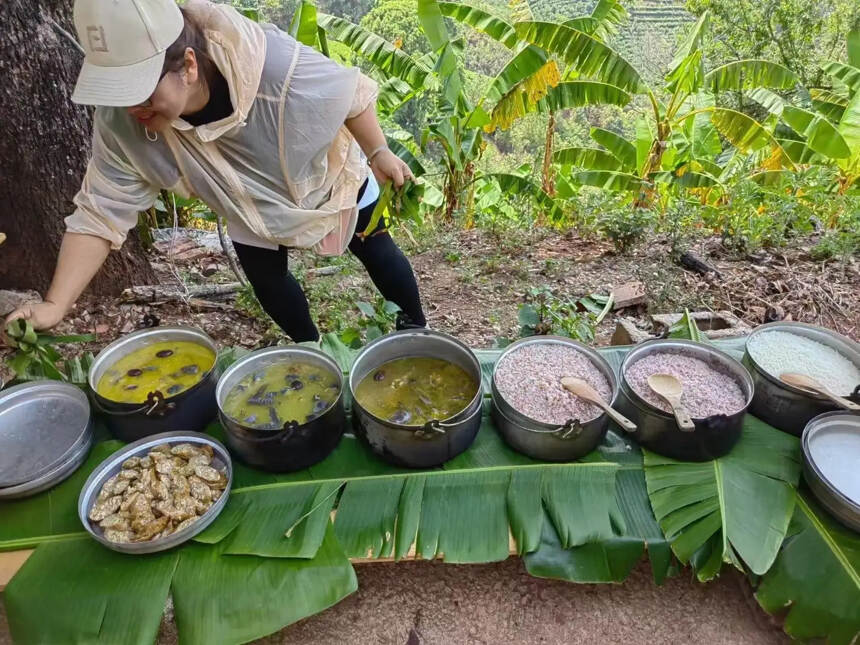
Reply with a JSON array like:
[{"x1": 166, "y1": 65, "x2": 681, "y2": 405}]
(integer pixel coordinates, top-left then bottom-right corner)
[{"x1": 161, "y1": 8, "x2": 219, "y2": 90}]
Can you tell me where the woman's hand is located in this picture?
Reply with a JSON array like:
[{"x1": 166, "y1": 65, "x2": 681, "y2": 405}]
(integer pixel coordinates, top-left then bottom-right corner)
[
  {"x1": 5, "y1": 301, "x2": 66, "y2": 331},
  {"x1": 369, "y1": 149, "x2": 415, "y2": 188}
]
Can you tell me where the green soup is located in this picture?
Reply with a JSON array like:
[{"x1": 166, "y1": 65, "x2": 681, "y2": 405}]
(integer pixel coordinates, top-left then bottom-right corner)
[
  {"x1": 222, "y1": 361, "x2": 340, "y2": 429},
  {"x1": 96, "y1": 341, "x2": 215, "y2": 404},
  {"x1": 354, "y1": 357, "x2": 478, "y2": 426}
]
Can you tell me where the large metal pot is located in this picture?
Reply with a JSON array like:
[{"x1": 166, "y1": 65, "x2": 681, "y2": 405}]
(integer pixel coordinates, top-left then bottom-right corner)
[
  {"x1": 88, "y1": 327, "x2": 220, "y2": 442},
  {"x1": 490, "y1": 336, "x2": 621, "y2": 461},
  {"x1": 618, "y1": 339, "x2": 754, "y2": 461},
  {"x1": 216, "y1": 346, "x2": 346, "y2": 472},
  {"x1": 742, "y1": 321, "x2": 860, "y2": 436},
  {"x1": 349, "y1": 329, "x2": 483, "y2": 468}
]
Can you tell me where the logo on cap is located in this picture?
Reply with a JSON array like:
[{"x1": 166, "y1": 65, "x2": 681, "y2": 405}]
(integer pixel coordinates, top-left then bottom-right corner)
[{"x1": 86, "y1": 25, "x2": 109, "y2": 53}]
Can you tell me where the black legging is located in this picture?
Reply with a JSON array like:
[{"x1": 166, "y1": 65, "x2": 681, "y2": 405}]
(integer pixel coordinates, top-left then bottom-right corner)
[{"x1": 232, "y1": 183, "x2": 425, "y2": 342}]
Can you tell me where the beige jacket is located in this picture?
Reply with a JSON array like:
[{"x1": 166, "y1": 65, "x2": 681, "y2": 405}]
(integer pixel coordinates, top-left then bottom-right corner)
[{"x1": 66, "y1": 0, "x2": 378, "y2": 254}]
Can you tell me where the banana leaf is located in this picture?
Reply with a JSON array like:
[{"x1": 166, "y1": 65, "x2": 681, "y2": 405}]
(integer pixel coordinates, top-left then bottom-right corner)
[
  {"x1": 573, "y1": 170, "x2": 644, "y2": 192},
  {"x1": 823, "y1": 61, "x2": 860, "y2": 97},
  {"x1": 538, "y1": 80, "x2": 632, "y2": 112},
  {"x1": 438, "y1": 1, "x2": 519, "y2": 49},
  {"x1": 837, "y1": 91, "x2": 860, "y2": 176},
  {"x1": 700, "y1": 108, "x2": 795, "y2": 170},
  {"x1": 652, "y1": 168, "x2": 720, "y2": 189},
  {"x1": 553, "y1": 147, "x2": 625, "y2": 171},
  {"x1": 288, "y1": 0, "x2": 319, "y2": 48},
  {"x1": 705, "y1": 60, "x2": 797, "y2": 93},
  {"x1": 644, "y1": 417, "x2": 801, "y2": 581},
  {"x1": 810, "y1": 88, "x2": 849, "y2": 123},
  {"x1": 755, "y1": 492, "x2": 860, "y2": 644},
  {"x1": 745, "y1": 87, "x2": 785, "y2": 117},
  {"x1": 317, "y1": 13, "x2": 432, "y2": 89},
  {"x1": 589, "y1": 127, "x2": 637, "y2": 171},
  {"x1": 667, "y1": 11, "x2": 707, "y2": 78},
  {"x1": 514, "y1": 21, "x2": 644, "y2": 93},
  {"x1": 477, "y1": 173, "x2": 564, "y2": 222},
  {"x1": 5, "y1": 538, "x2": 178, "y2": 645},
  {"x1": 172, "y1": 526, "x2": 356, "y2": 645},
  {"x1": 782, "y1": 105, "x2": 851, "y2": 160},
  {"x1": 849, "y1": 24, "x2": 860, "y2": 69}
]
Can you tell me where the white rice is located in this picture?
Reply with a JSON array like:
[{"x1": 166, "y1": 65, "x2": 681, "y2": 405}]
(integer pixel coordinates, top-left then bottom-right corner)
[
  {"x1": 494, "y1": 343, "x2": 612, "y2": 425},
  {"x1": 747, "y1": 330, "x2": 860, "y2": 396}
]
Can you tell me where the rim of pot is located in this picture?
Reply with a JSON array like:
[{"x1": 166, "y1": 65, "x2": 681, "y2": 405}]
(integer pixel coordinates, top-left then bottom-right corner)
[
  {"x1": 215, "y1": 344, "x2": 343, "y2": 428},
  {"x1": 619, "y1": 338, "x2": 754, "y2": 421},
  {"x1": 349, "y1": 328, "x2": 483, "y2": 431},
  {"x1": 88, "y1": 325, "x2": 218, "y2": 401},
  {"x1": 490, "y1": 335, "x2": 619, "y2": 430},
  {"x1": 744, "y1": 321, "x2": 860, "y2": 401}
]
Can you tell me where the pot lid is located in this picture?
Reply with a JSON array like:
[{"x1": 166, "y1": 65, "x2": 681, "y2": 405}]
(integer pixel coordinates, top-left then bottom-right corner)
[
  {"x1": 803, "y1": 412, "x2": 860, "y2": 507},
  {"x1": 0, "y1": 381, "x2": 92, "y2": 488}
]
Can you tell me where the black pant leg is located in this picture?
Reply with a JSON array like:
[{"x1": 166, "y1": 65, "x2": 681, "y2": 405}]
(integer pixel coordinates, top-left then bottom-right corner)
[{"x1": 232, "y1": 241, "x2": 320, "y2": 342}]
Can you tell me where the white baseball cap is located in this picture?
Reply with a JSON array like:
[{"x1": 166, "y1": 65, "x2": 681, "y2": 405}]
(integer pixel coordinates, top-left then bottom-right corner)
[{"x1": 71, "y1": 0, "x2": 184, "y2": 106}]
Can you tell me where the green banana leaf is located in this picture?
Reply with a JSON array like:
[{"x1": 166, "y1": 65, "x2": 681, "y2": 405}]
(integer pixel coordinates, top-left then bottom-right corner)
[
  {"x1": 573, "y1": 170, "x2": 645, "y2": 192},
  {"x1": 589, "y1": 127, "x2": 637, "y2": 171},
  {"x1": 748, "y1": 169, "x2": 797, "y2": 187},
  {"x1": 667, "y1": 11, "x2": 708, "y2": 78},
  {"x1": 782, "y1": 105, "x2": 851, "y2": 160},
  {"x1": 288, "y1": 0, "x2": 319, "y2": 48},
  {"x1": 849, "y1": 24, "x2": 860, "y2": 69},
  {"x1": 823, "y1": 61, "x2": 860, "y2": 97},
  {"x1": 652, "y1": 168, "x2": 720, "y2": 189},
  {"x1": 755, "y1": 492, "x2": 860, "y2": 644},
  {"x1": 317, "y1": 13, "x2": 432, "y2": 89},
  {"x1": 810, "y1": 88, "x2": 849, "y2": 122},
  {"x1": 538, "y1": 80, "x2": 632, "y2": 112},
  {"x1": 386, "y1": 136, "x2": 426, "y2": 176},
  {"x1": 477, "y1": 173, "x2": 564, "y2": 222},
  {"x1": 697, "y1": 108, "x2": 795, "y2": 170},
  {"x1": 438, "y1": 1, "x2": 519, "y2": 49},
  {"x1": 705, "y1": 59, "x2": 797, "y2": 93},
  {"x1": 837, "y1": 91, "x2": 860, "y2": 176},
  {"x1": 644, "y1": 417, "x2": 801, "y2": 581},
  {"x1": 746, "y1": 87, "x2": 785, "y2": 117},
  {"x1": 553, "y1": 147, "x2": 625, "y2": 171},
  {"x1": 5, "y1": 538, "x2": 178, "y2": 645},
  {"x1": 514, "y1": 21, "x2": 644, "y2": 93}
]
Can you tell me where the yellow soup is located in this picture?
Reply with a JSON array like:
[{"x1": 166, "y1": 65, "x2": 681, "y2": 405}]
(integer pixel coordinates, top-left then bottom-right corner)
[
  {"x1": 96, "y1": 341, "x2": 216, "y2": 404},
  {"x1": 354, "y1": 357, "x2": 478, "y2": 426},
  {"x1": 222, "y1": 362, "x2": 340, "y2": 429}
]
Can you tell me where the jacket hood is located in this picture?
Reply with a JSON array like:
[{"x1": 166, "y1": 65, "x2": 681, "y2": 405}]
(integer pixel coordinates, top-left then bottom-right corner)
[{"x1": 174, "y1": 0, "x2": 267, "y2": 141}]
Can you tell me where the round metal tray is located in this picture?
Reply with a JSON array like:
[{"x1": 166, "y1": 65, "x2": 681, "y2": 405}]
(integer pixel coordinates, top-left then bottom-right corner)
[
  {"x1": 78, "y1": 431, "x2": 232, "y2": 554},
  {"x1": 801, "y1": 411, "x2": 860, "y2": 532},
  {"x1": 0, "y1": 432, "x2": 93, "y2": 500},
  {"x1": 0, "y1": 381, "x2": 93, "y2": 488}
]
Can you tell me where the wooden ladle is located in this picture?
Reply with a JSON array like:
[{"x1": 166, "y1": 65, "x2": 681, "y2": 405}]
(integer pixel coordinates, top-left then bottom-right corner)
[
  {"x1": 560, "y1": 377, "x2": 637, "y2": 433},
  {"x1": 779, "y1": 373, "x2": 860, "y2": 411},
  {"x1": 646, "y1": 373, "x2": 696, "y2": 432}
]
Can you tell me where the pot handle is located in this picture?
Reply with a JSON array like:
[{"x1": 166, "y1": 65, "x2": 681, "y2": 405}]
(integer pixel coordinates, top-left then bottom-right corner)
[
  {"x1": 91, "y1": 390, "x2": 176, "y2": 418},
  {"x1": 413, "y1": 419, "x2": 455, "y2": 439},
  {"x1": 234, "y1": 420, "x2": 301, "y2": 444},
  {"x1": 553, "y1": 419, "x2": 584, "y2": 440}
]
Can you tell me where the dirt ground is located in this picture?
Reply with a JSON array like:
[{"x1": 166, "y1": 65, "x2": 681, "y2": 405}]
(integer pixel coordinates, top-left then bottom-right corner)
[{"x1": 0, "y1": 559, "x2": 788, "y2": 645}]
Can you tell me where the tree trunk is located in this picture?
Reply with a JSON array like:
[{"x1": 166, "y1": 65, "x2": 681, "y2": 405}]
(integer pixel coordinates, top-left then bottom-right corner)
[
  {"x1": 541, "y1": 111, "x2": 556, "y2": 197},
  {"x1": 0, "y1": 0, "x2": 155, "y2": 296}
]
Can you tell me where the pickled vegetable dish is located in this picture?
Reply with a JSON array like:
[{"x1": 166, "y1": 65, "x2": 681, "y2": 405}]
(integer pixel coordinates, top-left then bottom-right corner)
[
  {"x1": 96, "y1": 341, "x2": 215, "y2": 404},
  {"x1": 222, "y1": 362, "x2": 339, "y2": 429},
  {"x1": 354, "y1": 357, "x2": 478, "y2": 425}
]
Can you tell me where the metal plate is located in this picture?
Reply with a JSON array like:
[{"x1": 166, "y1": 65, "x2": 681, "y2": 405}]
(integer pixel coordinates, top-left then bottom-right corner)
[
  {"x1": 78, "y1": 431, "x2": 232, "y2": 554},
  {"x1": 0, "y1": 432, "x2": 93, "y2": 500},
  {"x1": 0, "y1": 382, "x2": 92, "y2": 487},
  {"x1": 802, "y1": 412, "x2": 860, "y2": 532}
]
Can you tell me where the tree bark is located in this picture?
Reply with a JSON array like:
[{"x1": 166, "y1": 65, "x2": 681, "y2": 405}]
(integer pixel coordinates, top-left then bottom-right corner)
[{"x1": 0, "y1": 0, "x2": 155, "y2": 296}]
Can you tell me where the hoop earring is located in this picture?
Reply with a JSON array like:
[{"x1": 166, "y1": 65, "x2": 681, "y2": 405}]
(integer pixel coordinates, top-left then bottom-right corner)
[{"x1": 145, "y1": 128, "x2": 158, "y2": 142}]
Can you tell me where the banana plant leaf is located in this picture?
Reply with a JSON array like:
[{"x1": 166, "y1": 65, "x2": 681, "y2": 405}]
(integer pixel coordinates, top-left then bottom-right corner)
[
  {"x1": 704, "y1": 59, "x2": 797, "y2": 93},
  {"x1": 701, "y1": 108, "x2": 795, "y2": 170},
  {"x1": 172, "y1": 525, "x2": 357, "y2": 645},
  {"x1": 288, "y1": 0, "x2": 319, "y2": 48},
  {"x1": 553, "y1": 147, "x2": 625, "y2": 171},
  {"x1": 589, "y1": 127, "x2": 637, "y2": 171},
  {"x1": 755, "y1": 492, "x2": 860, "y2": 644},
  {"x1": 477, "y1": 173, "x2": 564, "y2": 222},
  {"x1": 644, "y1": 417, "x2": 801, "y2": 581},
  {"x1": 782, "y1": 105, "x2": 851, "y2": 160},
  {"x1": 5, "y1": 538, "x2": 178, "y2": 645},
  {"x1": 667, "y1": 11, "x2": 707, "y2": 78},
  {"x1": 317, "y1": 13, "x2": 432, "y2": 89},
  {"x1": 837, "y1": 91, "x2": 860, "y2": 175},
  {"x1": 573, "y1": 170, "x2": 644, "y2": 192},
  {"x1": 514, "y1": 21, "x2": 644, "y2": 93},
  {"x1": 810, "y1": 88, "x2": 849, "y2": 123},
  {"x1": 438, "y1": 1, "x2": 519, "y2": 49},
  {"x1": 823, "y1": 61, "x2": 860, "y2": 97},
  {"x1": 538, "y1": 80, "x2": 632, "y2": 112},
  {"x1": 746, "y1": 87, "x2": 786, "y2": 117},
  {"x1": 652, "y1": 168, "x2": 720, "y2": 189}
]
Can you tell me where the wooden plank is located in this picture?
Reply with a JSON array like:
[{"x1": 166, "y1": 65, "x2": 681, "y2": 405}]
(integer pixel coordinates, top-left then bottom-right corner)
[{"x1": 0, "y1": 550, "x2": 33, "y2": 591}]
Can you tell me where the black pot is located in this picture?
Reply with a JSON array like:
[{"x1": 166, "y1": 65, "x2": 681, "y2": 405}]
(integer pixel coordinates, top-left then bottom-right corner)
[
  {"x1": 617, "y1": 339, "x2": 754, "y2": 461},
  {"x1": 216, "y1": 346, "x2": 345, "y2": 472},
  {"x1": 348, "y1": 329, "x2": 484, "y2": 468},
  {"x1": 88, "y1": 327, "x2": 220, "y2": 443}
]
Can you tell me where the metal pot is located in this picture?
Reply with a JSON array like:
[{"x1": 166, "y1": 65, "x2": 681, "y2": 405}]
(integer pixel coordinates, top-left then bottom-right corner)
[
  {"x1": 801, "y1": 411, "x2": 860, "y2": 533},
  {"x1": 742, "y1": 321, "x2": 860, "y2": 436},
  {"x1": 618, "y1": 339, "x2": 754, "y2": 461},
  {"x1": 88, "y1": 327, "x2": 220, "y2": 442},
  {"x1": 490, "y1": 336, "x2": 620, "y2": 461},
  {"x1": 349, "y1": 329, "x2": 483, "y2": 468},
  {"x1": 216, "y1": 346, "x2": 346, "y2": 472}
]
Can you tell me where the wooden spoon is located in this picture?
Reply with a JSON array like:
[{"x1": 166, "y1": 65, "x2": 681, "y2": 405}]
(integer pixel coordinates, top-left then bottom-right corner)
[
  {"x1": 560, "y1": 377, "x2": 637, "y2": 433},
  {"x1": 779, "y1": 373, "x2": 860, "y2": 411},
  {"x1": 646, "y1": 373, "x2": 696, "y2": 432}
]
